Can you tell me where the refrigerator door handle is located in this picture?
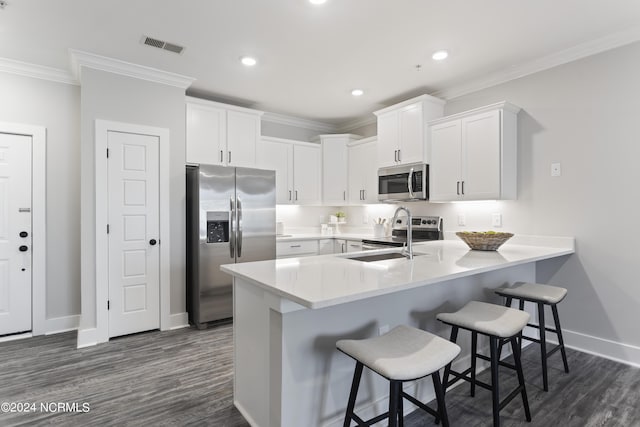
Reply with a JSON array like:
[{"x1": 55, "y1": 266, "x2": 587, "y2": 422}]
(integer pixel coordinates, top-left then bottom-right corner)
[
  {"x1": 229, "y1": 197, "x2": 235, "y2": 258},
  {"x1": 237, "y1": 197, "x2": 243, "y2": 258}
]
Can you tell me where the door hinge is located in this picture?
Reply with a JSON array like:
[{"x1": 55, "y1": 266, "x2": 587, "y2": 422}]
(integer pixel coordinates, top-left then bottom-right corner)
[
  {"x1": 106, "y1": 148, "x2": 109, "y2": 158},
  {"x1": 107, "y1": 224, "x2": 110, "y2": 234},
  {"x1": 107, "y1": 300, "x2": 110, "y2": 310}
]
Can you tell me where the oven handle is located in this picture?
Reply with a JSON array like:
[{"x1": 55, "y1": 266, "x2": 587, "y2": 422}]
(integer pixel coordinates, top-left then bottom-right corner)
[{"x1": 407, "y1": 167, "x2": 415, "y2": 199}]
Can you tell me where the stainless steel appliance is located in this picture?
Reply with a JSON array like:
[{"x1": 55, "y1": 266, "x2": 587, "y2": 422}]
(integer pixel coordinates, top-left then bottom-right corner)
[
  {"x1": 362, "y1": 215, "x2": 442, "y2": 249},
  {"x1": 186, "y1": 164, "x2": 276, "y2": 328},
  {"x1": 378, "y1": 162, "x2": 429, "y2": 202}
]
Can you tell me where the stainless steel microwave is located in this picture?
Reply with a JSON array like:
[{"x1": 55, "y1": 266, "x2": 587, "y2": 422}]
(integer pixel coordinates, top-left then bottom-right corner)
[{"x1": 378, "y1": 162, "x2": 428, "y2": 202}]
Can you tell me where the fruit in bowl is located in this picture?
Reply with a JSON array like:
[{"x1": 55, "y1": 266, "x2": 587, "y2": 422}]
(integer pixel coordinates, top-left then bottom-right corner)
[{"x1": 456, "y1": 231, "x2": 514, "y2": 251}]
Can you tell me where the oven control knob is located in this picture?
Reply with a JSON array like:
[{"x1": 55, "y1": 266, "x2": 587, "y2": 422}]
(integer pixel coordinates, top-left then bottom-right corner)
[
  {"x1": 396, "y1": 219, "x2": 401, "y2": 224},
  {"x1": 422, "y1": 220, "x2": 427, "y2": 224}
]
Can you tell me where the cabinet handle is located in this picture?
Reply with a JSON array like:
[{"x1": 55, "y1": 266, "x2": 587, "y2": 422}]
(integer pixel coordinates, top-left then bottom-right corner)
[
  {"x1": 295, "y1": 190, "x2": 298, "y2": 201},
  {"x1": 343, "y1": 190, "x2": 346, "y2": 201},
  {"x1": 228, "y1": 151, "x2": 232, "y2": 164},
  {"x1": 220, "y1": 150, "x2": 223, "y2": 163},
  {"x1": 289, "y1": 190, "x2": 292, "y2": 201},
  {"x1": 456, "y1": 181, "x2": 460, "y2": 195},
  {"x1": 461, "y1": 181, "x2": 464, "y2": 195},
  {"x1": 290, "y1": 245, "x2": 302, "y2": 248},
  {"x1": 394, "y1": 150, "x2": 398, "y2": 162},
  {"x1": 362, "y1": 189, "x2": 366, "y2": 200},
  {"x1": 397, "y1": 149, "x2": 401, "y2": 162}
]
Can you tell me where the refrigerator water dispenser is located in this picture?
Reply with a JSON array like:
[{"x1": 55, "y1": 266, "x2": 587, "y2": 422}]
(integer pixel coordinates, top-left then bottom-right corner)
[{"x1": 206, "y1": 211, "x2": 229, "y2": 243}]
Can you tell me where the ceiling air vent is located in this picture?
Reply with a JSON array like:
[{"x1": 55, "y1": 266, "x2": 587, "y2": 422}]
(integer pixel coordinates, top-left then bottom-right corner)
[{"x1": 141, "y1": 35, "x2": 185, "y2": 55}]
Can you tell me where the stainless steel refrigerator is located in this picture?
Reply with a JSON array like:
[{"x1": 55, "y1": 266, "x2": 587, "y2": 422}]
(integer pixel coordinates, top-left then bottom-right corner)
[{"x1": 186, "y1": 164, "x2": 275, "y2": 328}]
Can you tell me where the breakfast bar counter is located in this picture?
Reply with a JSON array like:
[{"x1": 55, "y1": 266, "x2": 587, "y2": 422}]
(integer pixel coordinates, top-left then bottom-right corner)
[{"x1": 221, "y1": 237, "x2": 574, "y2": 427}]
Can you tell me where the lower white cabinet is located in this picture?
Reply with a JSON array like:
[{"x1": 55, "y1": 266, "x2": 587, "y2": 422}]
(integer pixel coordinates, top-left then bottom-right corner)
[
  {"x1": 334, "y1": 239, "x2": 363, "y2": 253},
  {"x1": 318, "y1": 239, "x2": 334, "y2": 255},
  {"x1": 276, "y1": 240, "x2": 319, "y2": 258}
]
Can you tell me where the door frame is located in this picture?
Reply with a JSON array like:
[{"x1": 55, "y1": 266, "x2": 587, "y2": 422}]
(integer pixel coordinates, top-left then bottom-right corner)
[
  {"x1": 95, "y1": 120, "x2": 170, "y2": 343},
  {"x1": 0, "y1": 122, "x2": 46, "y2": 335}
]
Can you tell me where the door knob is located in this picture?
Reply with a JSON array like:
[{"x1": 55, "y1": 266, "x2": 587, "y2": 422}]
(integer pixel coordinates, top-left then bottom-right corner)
[
  {"x1": 19, "y1": 245, "x2": 28, "y2": 252},
  {"x1": 19, "y1": 231, "x2": 28, "y2": 238},
  {"x1": 149, "y1": 239, "x2": 157, "y2": 246}
]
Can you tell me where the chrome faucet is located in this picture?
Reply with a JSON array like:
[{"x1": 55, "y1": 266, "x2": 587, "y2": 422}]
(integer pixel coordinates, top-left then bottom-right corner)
[{"x1": 392, "y1": 206, "x2": 413, "y2": 259}]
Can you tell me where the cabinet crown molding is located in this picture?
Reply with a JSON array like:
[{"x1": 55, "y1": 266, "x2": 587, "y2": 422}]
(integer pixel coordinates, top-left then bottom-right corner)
[
  {"x1": 186, "y1": 96, "x2": 264, "y2": 115},
  {"x1": 0, "y1": 56, "x2": 77, "y2": 85},
  {"x1": 373, "y1": 93, "x2": 446, "y2": 116},
  {"x1": 428, "y1": 101, "x2": 521, "y2": 126}
]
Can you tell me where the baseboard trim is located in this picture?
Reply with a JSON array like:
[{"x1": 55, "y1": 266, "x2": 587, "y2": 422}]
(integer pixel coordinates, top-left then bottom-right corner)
[
  {"x1": 0, "y1": 332, "x2": 33, "y2": 343},
  {"x1": 548, "y1": 328, "x2": 640, "y2": 369},
  {"x1": 76, "y1": 327, "x2": 99, "y2": 349},
  {"x1": 44, "y1": 315, "x2": 80, "y2": 335},
  {"x1": 169, "y1": 312, "x2": 189, "y2": 330},
  {"x1": 234, "y1": 400, "x2": 259, "y2": 427}
]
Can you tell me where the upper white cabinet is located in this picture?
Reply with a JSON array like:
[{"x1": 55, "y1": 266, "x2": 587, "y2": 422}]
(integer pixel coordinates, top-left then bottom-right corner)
[
  {"x1": 374, "y1": 94, "x2": 445, "y2": 168},
  {"x1": 186, "y1": 97, "x2": 263, "y2": 167},
  {"x1": 348, "y1": 137, "x2": 378, "y2": 204},
  {"x1": 257, "y1": 137, "x2": 321, "y2": 205},
  {"x1": 318, "y1": 134, "x2": 362, "y2": 205},
  {"x1": 428, "y1": 102, "x2": 520, "y2": 201}
]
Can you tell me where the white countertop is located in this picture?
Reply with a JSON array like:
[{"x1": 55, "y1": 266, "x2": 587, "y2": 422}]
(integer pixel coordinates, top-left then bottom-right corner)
[
  {"x1": 276, "y1": 233, "x2": 372, "y2": 242},
  {"x1": 222, "y1": 238, "x2": 575, "y2": 310}
]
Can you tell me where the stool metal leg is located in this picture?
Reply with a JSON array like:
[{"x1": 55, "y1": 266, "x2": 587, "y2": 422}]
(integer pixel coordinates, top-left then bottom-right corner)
[
  {"x1": 343, "y1": 362, "x2": 363, "y2": 427},
  {"x1": 389, "y1": 381, "x2": 400, "y2": 427},
  {"x1": 432, "y1": 371, "x2": 450, "y2": 427},
  {"x1": 442, "y1": 326, "x2": 459, "y2": 391},
  {"x1": 537, "y1": 302, "x2": 549, "y2": 391},
  {"x1": 552, "y1": 304, "x2": 570, "y2": 374},
  {"x1": 398, "y1": 382, "x2": 404, "y2": 427},
  {"x1": 489, "y1": 336, "x2": 501, "y2": 427},
  {"x1": 470, "y1": 331, "x2": 478, "y2": 397},
  {"x1": 512, "y1": 335, "x2": 532, "y2": 421}
]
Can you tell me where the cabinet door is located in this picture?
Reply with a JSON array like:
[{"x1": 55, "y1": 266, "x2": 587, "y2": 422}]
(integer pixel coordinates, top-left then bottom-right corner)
[
  {"x1": 318, "y1": 239, "x2": 334, "y2": 255},
  {"x1": 462, "y1": 111, "x2": 501, "y2": 200},
  {"x1": 334, "y1": 239, "x2": 346, "y2": 253},
  {"x1": 376, "y1": 111, "x2": 399, "y2": 168},
  {"x1": 348, "y1": 143, "x2": 365, "y2": 204},
  {"x1": 322, "y1": 140, "x2": 348, "y2": 205},
  {"x1": 293, "y1": 144, "x2": 321, "y2": 205},
  {"x1": 256, "y1": 140, "x2": 293, "y2": 204},
  {"x1": 227, "y1": 110, "x2": 260, "y2": 168},
  {"x1": 429, "y1": 121, "x2": 462, "y2": 201},
  {"x1": 186, "y1": 103, "x2": 226, "y2": 165},
  {"x1": 361, "y1": 141, "x2": 379, "y2": 203},
  {"x1": 346, "y1": 241, "x2": 363, "y2": 252},
  {"x1": 398, "y1": 103, "x2": 424, "y2": 165}
]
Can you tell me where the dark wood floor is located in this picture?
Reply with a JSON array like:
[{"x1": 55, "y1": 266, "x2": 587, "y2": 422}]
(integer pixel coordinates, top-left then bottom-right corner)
[{"x1": 1, "y1": 324, "x2": 639, "y2": 426}]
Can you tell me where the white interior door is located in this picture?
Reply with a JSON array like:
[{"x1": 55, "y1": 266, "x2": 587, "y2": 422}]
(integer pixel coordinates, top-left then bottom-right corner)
[
  {"x1": 0, "y1": 133, "x2": 32, "y2": 336},
  {"x1": 107, "y1": 131, "x2": 160, "y2": 338}
]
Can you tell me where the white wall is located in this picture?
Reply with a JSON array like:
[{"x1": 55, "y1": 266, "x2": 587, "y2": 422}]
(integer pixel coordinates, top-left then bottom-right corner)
[
  {"x1": 261, "y1": 121, "x2": 322, "y2": 142},
  {"x1": 79, "y1": 68, "x2": 187, "y2": 334},
  {"x1": 0, "y1": 73, "x2": 81, "y2": 325}
]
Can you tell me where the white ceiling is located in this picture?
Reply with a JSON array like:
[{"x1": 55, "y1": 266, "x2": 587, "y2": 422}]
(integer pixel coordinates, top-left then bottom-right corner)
[{"x1": 1, "y1": 0, "x2": 640, "y2": 125}]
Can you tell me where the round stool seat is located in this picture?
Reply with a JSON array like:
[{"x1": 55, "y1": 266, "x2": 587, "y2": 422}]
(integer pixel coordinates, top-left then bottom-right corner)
[
  {"x1": 437, "y1": 301, "x2": 530, "y2": 338},
  {"x1": 496, "y1": 282, "x2": 567, "y2": 304},
  {"x1": 337, "y1": 325, "x2": 460, "y2": 381}
]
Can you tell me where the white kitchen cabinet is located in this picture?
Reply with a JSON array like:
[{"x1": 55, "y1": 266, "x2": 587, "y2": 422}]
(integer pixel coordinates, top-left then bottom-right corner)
[
  {"x1": 257, "y1": 137, "x2": 321, "y2": 205},
  {"x1": 374, "y1": 94, "x2": 445, "y2": 168},
  {"x1": 318, "y1": 239, "x2": 334, "y2": 255},
  {"x1": 334, "y1": 239, "x2": 363, "y2": 253},
  {"x1": 428, "y1": 102, "x2": 520, "y2": 201},
  {"x1": 186, "y1": 97, "x2": 263, "y2": 167},
  {"x1": 318, "y1": 134, "x2": 361, "y2": 205},
  {"x1": 276, "y1": 240, "x2": 319, "y2": 258},
  {"x1": 348, "y1": 137, "x2": 378, "y2": 204}
]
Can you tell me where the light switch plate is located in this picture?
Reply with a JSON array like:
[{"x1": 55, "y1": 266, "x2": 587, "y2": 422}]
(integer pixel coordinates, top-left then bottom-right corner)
[
  {"x1": 551, "y1": 162, "x2": 562, "y2": 177},
  {"x1": 458, "y1": 214, "x2": 466, "y2": 226}
]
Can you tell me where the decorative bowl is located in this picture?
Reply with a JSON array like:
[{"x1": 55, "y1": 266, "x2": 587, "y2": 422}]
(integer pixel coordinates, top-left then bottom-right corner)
[{"x1": 456, "y1": 231, "x2": 514, "y2": 251}]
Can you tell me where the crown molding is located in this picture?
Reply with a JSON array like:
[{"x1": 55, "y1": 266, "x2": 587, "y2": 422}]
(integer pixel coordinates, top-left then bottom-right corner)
[
  {"x1": 261, "y1": 111, "x2": 336, "y2": 133},
  {"x1": 335, "y1": 115, "x2": 377, "y2": 133},
  {"x1": 432, "y1": 25, "x2": 640, "y2": 100},
  {"x1": 69, "y1": 49, "x2": 195, "y2": 89},
  {"x1": 0, "y1": 57, "x2": 77, "y2": 85}
]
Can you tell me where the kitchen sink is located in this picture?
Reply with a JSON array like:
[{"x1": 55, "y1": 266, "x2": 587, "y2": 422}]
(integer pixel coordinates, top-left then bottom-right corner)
[{"x1": 348, "y1": 252, "x2": 425, "y2": 262}]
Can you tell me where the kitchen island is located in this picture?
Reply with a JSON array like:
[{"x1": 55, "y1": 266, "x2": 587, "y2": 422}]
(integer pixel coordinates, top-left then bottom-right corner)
[{"x1": 221, "y1": 237, "x2": 574, "y2": 427}]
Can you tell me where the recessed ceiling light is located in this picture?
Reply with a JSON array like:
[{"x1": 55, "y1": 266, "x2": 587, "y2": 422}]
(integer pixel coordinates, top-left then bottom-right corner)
[
  {"x1": 240, "y1": 56, "x2": 257, "y2": 67},
  {"x1": 432, "y1": 50, "x2": 449, "y2": 61},
  {"x1": 309, "y1": 0, "x2": 327, "y2": 4},
  {"x1": 351, "y1": 89, "x2": 364, "y2": 97}
]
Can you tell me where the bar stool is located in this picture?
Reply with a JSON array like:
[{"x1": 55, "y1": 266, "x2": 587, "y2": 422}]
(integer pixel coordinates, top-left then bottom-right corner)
[
  {"x1": 436, "y1": 301, "x2": 531, "y2": 427},
  {"x1": 495, "y1": 282, "x2": 570, "y2": 391},
  {"x1": 337, "y1": 325, "x2": 461, "y2": 427}
]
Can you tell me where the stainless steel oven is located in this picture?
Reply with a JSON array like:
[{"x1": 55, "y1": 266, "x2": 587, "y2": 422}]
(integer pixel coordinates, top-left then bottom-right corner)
[
  {"x1": 378, "y1": 162, "x2": 428, "y2": 202},
  {"x1": 362, "y1": 216, "x2": 443, "y2": 249}
]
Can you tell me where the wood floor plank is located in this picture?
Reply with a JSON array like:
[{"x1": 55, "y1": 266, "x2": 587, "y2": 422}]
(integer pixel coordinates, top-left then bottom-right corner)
[{"x1": 1, "y1": 324, "x2": 639, "y2": 426}]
